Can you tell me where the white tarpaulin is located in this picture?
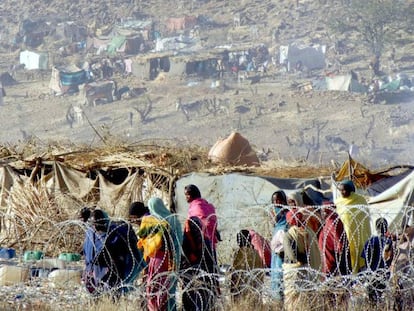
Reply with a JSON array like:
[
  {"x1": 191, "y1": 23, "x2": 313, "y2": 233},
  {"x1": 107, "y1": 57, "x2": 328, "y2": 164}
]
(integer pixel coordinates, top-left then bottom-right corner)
[
  {"x1": 326, "y1": 74, "x2": 367, "y2": 93},
  {"x1": 279, "y1": 43, "x2": 326, "y2": 72},
  {"x1": 368, "y1": 170, "x2": 414, "y2": 232},
  {"x1": 19, "y1": 50, "x2": 48, "y2": 70},
  {"x1": 326, "y1": 74, "x2": 352, "y2": 91}
]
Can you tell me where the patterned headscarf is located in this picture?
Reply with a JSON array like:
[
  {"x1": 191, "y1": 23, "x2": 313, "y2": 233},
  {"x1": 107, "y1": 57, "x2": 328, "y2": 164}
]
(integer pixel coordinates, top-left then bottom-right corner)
[{"x1": 148, "y1": 197, "x2": 183, "y2": 268}]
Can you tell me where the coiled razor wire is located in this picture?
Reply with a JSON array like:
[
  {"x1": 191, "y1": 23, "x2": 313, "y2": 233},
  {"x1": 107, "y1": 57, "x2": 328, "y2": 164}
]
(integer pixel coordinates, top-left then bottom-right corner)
[{"x1": 0, "y1": 205, "x2": 414, "y2": 310}]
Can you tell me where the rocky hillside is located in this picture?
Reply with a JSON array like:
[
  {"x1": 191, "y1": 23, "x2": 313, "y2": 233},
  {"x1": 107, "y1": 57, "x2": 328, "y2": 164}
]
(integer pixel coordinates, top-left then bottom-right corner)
[{"x1": 0, "y1": 0, "x2": 413, "y2": 170}]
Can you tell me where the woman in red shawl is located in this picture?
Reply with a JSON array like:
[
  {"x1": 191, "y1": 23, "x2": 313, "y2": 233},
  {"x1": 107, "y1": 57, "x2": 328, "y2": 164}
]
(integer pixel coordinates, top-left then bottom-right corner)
[
  {"x1": 249, "y1": 229, "x2": 272, "y2": 268},
  {"x1": 318, "y1": 205, "x2": 351, "y2": 276}
]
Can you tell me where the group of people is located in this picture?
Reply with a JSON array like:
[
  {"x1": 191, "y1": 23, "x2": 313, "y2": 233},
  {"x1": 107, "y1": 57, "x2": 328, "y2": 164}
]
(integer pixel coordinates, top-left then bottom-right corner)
[
  {"x1": 79, "y1": 179, "x2": 409, "y2": 309},
  {"x1": 80, "y1": 184, "x2": 219, "y2": 311},
  {"x1": 268, "y1": 180, "x2": 398, "y2": 304}
]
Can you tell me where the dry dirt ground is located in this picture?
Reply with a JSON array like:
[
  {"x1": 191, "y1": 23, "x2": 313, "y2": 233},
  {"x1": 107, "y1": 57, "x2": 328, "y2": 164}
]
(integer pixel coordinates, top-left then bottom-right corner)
[{"x1": 0, "y1": 0, "x2": 413, "y2": 170}]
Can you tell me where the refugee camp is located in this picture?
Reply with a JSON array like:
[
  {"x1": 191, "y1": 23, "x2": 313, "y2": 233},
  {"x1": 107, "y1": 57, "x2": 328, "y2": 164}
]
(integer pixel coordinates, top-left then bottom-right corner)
[{"x1": 0, "y1": 0, "x2": 414, "y2": 310}]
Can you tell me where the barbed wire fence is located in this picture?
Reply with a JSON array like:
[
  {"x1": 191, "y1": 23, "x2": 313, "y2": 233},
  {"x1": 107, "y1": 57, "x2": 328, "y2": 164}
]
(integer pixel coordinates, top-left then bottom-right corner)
[{"x1": 1, "y1": 205, "x2": 414, "y2": 310}]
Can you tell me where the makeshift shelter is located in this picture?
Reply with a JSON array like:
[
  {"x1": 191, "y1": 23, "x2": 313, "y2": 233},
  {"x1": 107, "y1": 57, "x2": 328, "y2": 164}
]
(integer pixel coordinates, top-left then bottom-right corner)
[
  {"x1": 112, "y1": 19, "x2": 153, "y2": 40},
  {"x1": 379, "y1": 79, "x2": 401, "y2": 91},
  {"x1": 0, "y1": 145, "x2": 190, "y2": 254},
  {"x1": 325, "y1": 74, "x2": 367, "y2": 93},
  {"x1": 86, "y1": 36, "x2": 111, "y2": 54},
  {"x1": 333, "y1": 156, "x2": 413, "y2": 190},
  {"x1": 18, "y1": 19, "x2": 51, "y2": 48},
  {"x1": 0, "y1": 72, "x2": 17, "y2": 87},
  {"x1": 131, "y1": 53, "x2": 172, "y2": 80},
  {"x1": 279, "y1": 43, "x2": 326, "y2": 72},
  {"x1": 55, "y1": 22, "x2": 87, "y2": 43},
  {"x1": 107, "y1": 36, "x2": 127, "y2": 54},
  {"x1": 107, "y1": 35, "x2": 144, "y2": 55},
  {"x1": 19, "y1": 50, "x2": 48, "y2": 70},
  {"x1": 208, "y1": 132, "x2": 260, "y2": 167},
  {"x1": 49, "y1": 65, "x2": 87, "y2": 95},
  {"x1": 333, "y1": 156, "x2": 414, "y2": 232},
  {"x1": 165, "y1": 15, "x2": 197, "y2": 33},
  {"x1": 368, "y1": 169, "x2": 414, "y2": 233},
  {"x1": 154, "y1": 36, "x2": 200, "y2": 52}
]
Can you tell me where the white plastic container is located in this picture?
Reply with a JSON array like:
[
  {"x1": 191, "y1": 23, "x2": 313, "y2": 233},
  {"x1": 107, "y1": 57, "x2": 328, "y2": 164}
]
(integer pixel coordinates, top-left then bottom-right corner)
[
  {"x1": 0, "y1": 265, "x2": 29, "y2": 286},
  {"x1": 48, "y1": 269, "x2": 82, "y2": 287}
]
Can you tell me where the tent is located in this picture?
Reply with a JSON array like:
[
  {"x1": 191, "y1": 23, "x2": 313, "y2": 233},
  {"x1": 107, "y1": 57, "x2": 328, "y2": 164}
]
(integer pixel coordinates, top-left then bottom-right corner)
[
  {"x1": 107, "y1": 35, "x2": 144, "y2": 55},
  {"x1": 333, "y1": 156, "x2": 414, "y2": 232},
  {"x1": 19, "y1": 50, "x2": 48, "y2": 70},
  {"x1": 0, "y1": 159, "x2": 175, "y2": 219},
  {"x1": 208, "y1": 132, "x2": 260, "y2": 167},
  {"x1": 112, "y1": 19, "x2": 153, "y2": 40},
  {"x1": 131, "y1": 52, "x2": 172, "y2": 80},
  {"x1": 279, "y1": 43, "x2": 326, "y2": 72},
  {"x1": 49, "y1": 66, "x2": 87, "y2": 95},
  {"x1": 368, "y1": 169, "x2": 414, "y2": 232},
  {"x1": 325, "y1": 74, "x2": 367, "y2": 93},
  {"x1": 55, "y1": 21, "x2": 87, "y2": 43},
  {"x1": 0, "y1": 72, "x2": 17, "y2": 87}
]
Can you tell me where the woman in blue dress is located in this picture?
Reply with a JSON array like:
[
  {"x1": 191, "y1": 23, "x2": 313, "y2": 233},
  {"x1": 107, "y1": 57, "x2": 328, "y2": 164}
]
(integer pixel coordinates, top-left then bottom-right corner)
[{"x1": 269, "y1": 190, "x2": 289, "y2": 301}]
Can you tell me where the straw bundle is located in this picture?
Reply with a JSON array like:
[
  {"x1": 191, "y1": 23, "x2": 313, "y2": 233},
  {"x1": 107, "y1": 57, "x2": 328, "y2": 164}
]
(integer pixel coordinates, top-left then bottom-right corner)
[{"x1": 3, "y1": 180, "x2": 83, "y2": 256}]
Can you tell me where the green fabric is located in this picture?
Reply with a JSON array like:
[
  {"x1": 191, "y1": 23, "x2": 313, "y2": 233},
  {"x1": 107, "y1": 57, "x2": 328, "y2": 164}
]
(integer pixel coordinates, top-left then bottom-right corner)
[
  {"x1": 107, "y1": 36, "x2": 126, "y2": 54},
  {"x1": 380, "y1": 79, "x2": 400, "y2": 91}
]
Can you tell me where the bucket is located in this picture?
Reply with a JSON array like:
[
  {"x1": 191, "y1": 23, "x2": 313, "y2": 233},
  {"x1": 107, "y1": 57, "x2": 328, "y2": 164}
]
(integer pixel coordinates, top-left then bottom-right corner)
[
  {"x1": 23, "y1": 250, "x2": 44, "y2": 261},
  {"x1": 58, "y1": 253, "x2": 81, "y2": 262},
  {"x1": 0, "y1": 248, "x2": 16, "y2": 259}
]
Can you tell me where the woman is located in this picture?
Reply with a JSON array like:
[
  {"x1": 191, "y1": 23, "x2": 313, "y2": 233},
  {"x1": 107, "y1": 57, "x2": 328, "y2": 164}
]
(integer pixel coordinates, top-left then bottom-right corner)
[
  {"x1": 248, "y1": 229, "x2": 272, "y2": 268},
  {"x1": 283, "y1": 209, "x2": 322, "y2": 271},
  {"x1": 230, "y1": 230, "x2": 265, "y2": 303},
  {"x1": 184, "y1": 184, "x2": 219, "y2": 250},
  {"x1": 282, "y1": 209, "x2": 322, "y2": 311},
  {"x1": 335, "y1": 180, "x2": 371, "y2": 274},
  {"x1": 269, "y1": 190, "x2": 289, "y2": 300},
  {"x1": 181, "y1": 216, "x2": 217, "y2": 311},
  {"x1": 318, "y1": 205, "x2": 351, "y2": 276},
  {"x1": 138, "y1": 198, "x2": 182, "y2": 311},
  {"x1": 82, "y1": 209, "x2": 108, "y2": 295},
  {"x1": 92, "y1": 209, "x2": 145, "y2": 297}
]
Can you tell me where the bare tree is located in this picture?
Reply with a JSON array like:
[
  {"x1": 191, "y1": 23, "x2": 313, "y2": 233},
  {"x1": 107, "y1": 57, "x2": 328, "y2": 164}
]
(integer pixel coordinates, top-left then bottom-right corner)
[
  {"x1": 132, "y1": 95, "x2": 152, "y2": 123},
  {"x1": 328, "y1": 0, "x2": 412, "y2": 76}
]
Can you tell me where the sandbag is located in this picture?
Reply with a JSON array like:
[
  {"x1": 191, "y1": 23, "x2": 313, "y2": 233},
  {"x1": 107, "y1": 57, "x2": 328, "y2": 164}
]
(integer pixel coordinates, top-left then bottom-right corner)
[{"x1": 208, "y1": 132, "x2": 259, "y2": 166}]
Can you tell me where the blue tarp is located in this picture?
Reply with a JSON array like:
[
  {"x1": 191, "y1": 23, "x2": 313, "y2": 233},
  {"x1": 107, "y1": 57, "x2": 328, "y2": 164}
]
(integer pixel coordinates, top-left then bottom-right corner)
[{"x1": 60, "y1": 70, "x2": 87, "y2": 86}]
